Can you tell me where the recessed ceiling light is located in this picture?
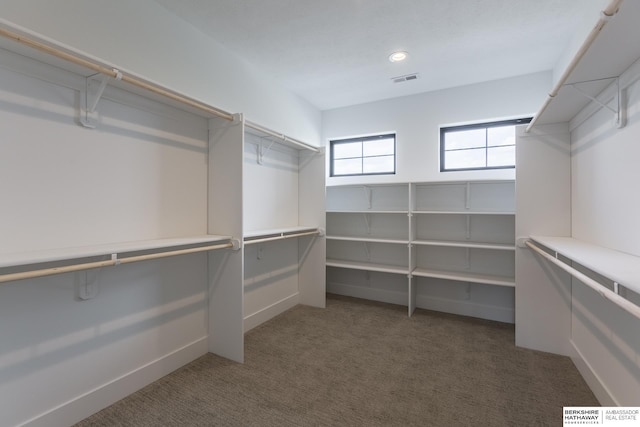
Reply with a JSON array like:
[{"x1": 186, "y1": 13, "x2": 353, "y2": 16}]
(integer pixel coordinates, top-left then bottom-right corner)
[{"x1": 389, "y1": 51, "x2": 408, "y2": 62}]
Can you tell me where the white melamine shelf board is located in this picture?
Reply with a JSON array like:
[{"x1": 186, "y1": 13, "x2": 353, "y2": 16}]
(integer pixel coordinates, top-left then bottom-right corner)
[
  {"x1": 326, "y1": 259, "x2": 409, "y2": 275},
  {"x1": 0, "y1": 22, "x2": 234, "y2": 121},
  {"x1": 0, "y1": 235, "x2": 232, "y2": 268},
  {"x1": 412, "y1": 240, "x2": 515, "y2": 251},
  {"x1": 412, "y1": 210, "x2": 514, "y2": 215},
  {"x1": 530, "y1": 236, "x2": 640, "y2": 294},
  {"x1": 411, "y1": 268, "x2": 515, "y2": 287},
  {"x1": 326, "y1": 236, "x2": 409, "y2": 245},
  {"x1": 326, "y1": 210, "x2": 409, "y2": 214},
  {"x1": 244, "y1": 122, "x2": 318, "y2": 152},
  {"x1": 244, "y1": 226, "x2": 318, "y2": 239},
  {"x1": 326, "y1": 183, "x2": 408, "y2": 188},
  {"x1": 532, "y1": 1, "x2": 640, "y2": 125}
]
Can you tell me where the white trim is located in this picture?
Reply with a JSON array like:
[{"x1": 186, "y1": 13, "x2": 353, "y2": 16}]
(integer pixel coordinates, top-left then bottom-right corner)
[
  {"x1": 327, "y1": 282, "x2": 408, "y2": 306},
  {"x1": 20, "y1": 337, "x2": 208, "y2": 427},
  {"x1": 415, "y1": 294, "x2": 514, "y2": 323},
  {"x1": 243, "y1": 293, "x2": 299, "y2": 332},
  {"x1": 569, "y1": 339, "x2": 618, "y2": 406}
]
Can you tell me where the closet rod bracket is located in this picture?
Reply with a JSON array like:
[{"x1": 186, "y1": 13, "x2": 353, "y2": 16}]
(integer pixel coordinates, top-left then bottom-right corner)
[
  {"x1": 231, "y1": 238, "x2": 242, "y2": 251},
  {"x1": 80, "y1": 69, "x2": 123, "y2": 128}
]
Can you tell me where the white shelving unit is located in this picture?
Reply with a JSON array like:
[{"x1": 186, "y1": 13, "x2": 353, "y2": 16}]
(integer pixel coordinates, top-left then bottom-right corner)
[
  {"x1": 242, "y1": 122, "x2": 325, "y2": 332},
  {"x1": 0, "y1": 20, "x2": 326, "y2": 426},
  {"x1": 515, "y1": 0, "x2": 640, "y2": 405},
  {"x1": 327, "y1": 180, "x2": 515, "y2": 321}
]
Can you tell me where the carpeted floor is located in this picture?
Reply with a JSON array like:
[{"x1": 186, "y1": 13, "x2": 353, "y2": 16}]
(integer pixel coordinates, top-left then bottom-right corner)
[{"x1": 75, "y1": 294, "x2": 598, "y2": 426}]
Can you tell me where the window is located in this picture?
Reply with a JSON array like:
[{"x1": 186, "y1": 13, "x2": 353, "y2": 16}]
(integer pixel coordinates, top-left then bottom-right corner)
[
  {"x1": 330, "y1": 134, "x2": 396, "y2": 177},
  {"x1": 440, "y1": 118, "x2": 531, "y2": 172}
]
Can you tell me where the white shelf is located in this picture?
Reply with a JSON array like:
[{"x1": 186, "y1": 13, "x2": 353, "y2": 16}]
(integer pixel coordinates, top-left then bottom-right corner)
[
  {"x1": 326, "y1": 210, "x2": 408, "y2": 214},
  {"x1": 326, "y1": 235, "x2": 409, "y2": 245},
  {"x1": 244, "y1": 226, "x2": 318, "y2": 240},
  {"x1": 412, "y1": 210, "x2": 514, "y2": 215},
  {"x1": 412, "y1": 268, "x2": 515, "y2": 287},
  {"x1": 244, "y1": 121, "x2": 319, "y2": 152},
  {"x1": 326, "y1": 180, "x2": 516, "y2": 319},
  {"x1": 530, "y1": 236, "x2": 640, "y2": 294},
  {"x1": 326, "y1": 259, "x2": 409, "y2": 275},
  {"x1": 531, "y1": 1, "x2": 640, "y2": 126},
  {"x1": 412, "y1": 240, "x2": 515, "y2": 251},
  {"x1": 0, "y1": 235, "x2": 232, "y2": 268}
]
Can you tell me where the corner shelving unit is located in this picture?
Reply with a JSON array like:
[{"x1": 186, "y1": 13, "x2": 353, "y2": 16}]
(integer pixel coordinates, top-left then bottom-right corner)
[{"x1": 326, "y1": 180, "x2": 515, "y2": 320}]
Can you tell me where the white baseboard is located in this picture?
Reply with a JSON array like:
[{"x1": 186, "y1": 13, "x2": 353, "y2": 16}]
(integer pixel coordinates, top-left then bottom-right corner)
[
  {"x1": 569, "y1": 339, "x2": 618, "y2": 406},
  {"x1": 416, "y1": 295, "x2": 514, "y2": 324},
  {"x1": 328, "y1": 282, "x2": 513, "y2": 323},
  {"x1": 243, "y1": 293, "x2": 299, "y2": 332},
  {"x1": 22, "y1": 337, "x2": 208, "y2": 427},
  {"x1": 327, "y1": 282, "x2": 408, "y2": 306}
]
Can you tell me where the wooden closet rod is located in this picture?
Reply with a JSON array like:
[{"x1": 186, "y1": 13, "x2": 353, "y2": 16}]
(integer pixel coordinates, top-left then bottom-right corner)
[
  {"x1": 0, "y1": 242, "x2": 233, "y2": 284},
  {"x1": 0, "y1": 26, "x2": 234, "y2": 121},
  {"x1": 244, "y1": 230, "x2": 320, "y2": 246},
  {"x1": 245, "y1": 121, "x2": 319, "y2": 152},
  {"x1": 525, "y1": 240, "x2": 640, "y2": 320}
]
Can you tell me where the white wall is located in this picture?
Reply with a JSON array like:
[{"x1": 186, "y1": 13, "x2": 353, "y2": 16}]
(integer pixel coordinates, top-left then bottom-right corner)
[
  {"x1": 569, "y1": 70, "x2": 640, "y2": 406},
  {"x1": 323, "y1": 71, "x2": 551, "y2": 185},
  {"x1": 323, "y1": 74, "x2": 550, "y2": 324},
  {"x1": 0, "y1": 2, "x2": 324, "y2": 424},
  {"x1": 0, "y1": 0, "x2": 321, "y2": 146},
  {"x1": 0, "y1": 54, "x2": 212, "y2": 426}
]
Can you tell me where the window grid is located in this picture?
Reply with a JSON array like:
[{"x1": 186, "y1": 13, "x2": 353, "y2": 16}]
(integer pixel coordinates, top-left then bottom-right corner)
[
  {"x1": 330, "y1": 134, "x2": 396, "y2": 177},
  {"x1": 440, "y1": 118, "x2": 531, "y2": 172}
]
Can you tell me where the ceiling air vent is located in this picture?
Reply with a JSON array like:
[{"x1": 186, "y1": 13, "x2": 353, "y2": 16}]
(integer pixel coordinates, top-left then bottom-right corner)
[{"x1": 392, "y1": 73, "x2": 419, "y2": 83}]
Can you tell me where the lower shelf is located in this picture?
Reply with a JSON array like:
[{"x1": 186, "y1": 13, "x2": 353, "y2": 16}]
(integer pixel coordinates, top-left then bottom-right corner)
[
  {"x1": 325, "y1": 260, "x2": 514, "y2": 287},
  {"x1": 326, "y1": 259, "x2": 409, "y2": 275},
  {"x1": 412, "y1": 268, "x2": 515, "y2": 287}
]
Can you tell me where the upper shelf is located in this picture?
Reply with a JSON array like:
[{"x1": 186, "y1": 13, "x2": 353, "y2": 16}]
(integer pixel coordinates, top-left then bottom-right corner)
[
  {"x1": 531, "y1": 0, "x2": 640, "y2": 126},
  {"x1": 0, "y1": 19, "x2": 236, "y2": 123},
  {"x1": 530, "y1": 236, "x2": 640, "y2": 294},
  {"x1": 0, "y1": 235, "x2": 232, "y2": 268},
  {"x1": 244, "y1": 121, "x2": 319, "y2": 153}
]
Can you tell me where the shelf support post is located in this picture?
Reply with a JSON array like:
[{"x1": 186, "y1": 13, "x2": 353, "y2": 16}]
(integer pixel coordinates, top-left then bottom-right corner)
[
  {"x1": 465, "y1": 182, "x2": 471, "y2": 210},
  {"x1": 465, "y1": 215, "x2": 471, "y2": 240},
  {"x1": 362, "y1": 186, "x2": 372, "y2": 210},
  {"x1": 362, "y1": 213, "x2": 371, "y2": 235}
]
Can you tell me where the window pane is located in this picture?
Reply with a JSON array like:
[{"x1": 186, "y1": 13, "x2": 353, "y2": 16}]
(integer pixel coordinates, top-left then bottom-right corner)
[
  {"x1": 445, "y1": 148, "x2": 485, "y2": 169},
  {"x1": 488, "y1": 126, "x2": 515, "y2": 147},
  {"x1": 333, "y1": 158, "x2": 362, "y2": 175},
  {"x1": 487, "y1": 146, "x2": 515, "y2": 167},
  {"x1": 363, "y1": 138, "x2": 394, "y2": 157},
  {"x1": 333, "y1": 141, "x2": 362, "y2": 159},
  {"x1": 363, "y1": 155, "x2": 394, "y2": 174},
  {"x1": 445, "y1": 128, "x2": 485, "y2": 150}
]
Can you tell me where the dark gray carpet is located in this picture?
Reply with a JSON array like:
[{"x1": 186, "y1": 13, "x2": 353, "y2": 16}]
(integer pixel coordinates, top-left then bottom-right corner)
[{"x1": 75, "y1": 294, "x2": 597, "y2": 426}]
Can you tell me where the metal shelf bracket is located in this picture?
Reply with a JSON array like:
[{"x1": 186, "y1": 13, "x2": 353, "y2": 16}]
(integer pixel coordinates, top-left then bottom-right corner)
[
  {"x1": 568, "y1": 77, "x2": 626, "y2": 129},
  {"x1": 257, "y1": 137, "x2": 276, "y2": 164},
  {"x1": 80, "y1": 69, "x2": 123, "y2": 128}
]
